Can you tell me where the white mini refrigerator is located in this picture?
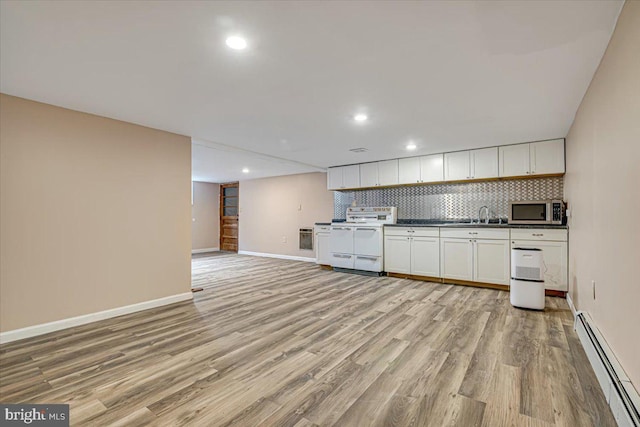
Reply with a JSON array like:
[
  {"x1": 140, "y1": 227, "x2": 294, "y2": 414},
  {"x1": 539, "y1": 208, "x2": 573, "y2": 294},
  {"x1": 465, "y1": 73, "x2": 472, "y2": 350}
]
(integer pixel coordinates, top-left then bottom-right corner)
[{"x1": 510, "y1": 247, "x2": 545, "y2": 310}]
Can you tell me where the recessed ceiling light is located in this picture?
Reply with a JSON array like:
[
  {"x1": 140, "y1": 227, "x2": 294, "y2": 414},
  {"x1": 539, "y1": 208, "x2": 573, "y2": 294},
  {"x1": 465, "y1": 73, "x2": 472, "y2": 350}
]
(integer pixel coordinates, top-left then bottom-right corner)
[
  {"x1": 226, "y1": 36, "x2": 247, "y2": 50},
  {"x1": 406, "y1": 142, "x2": 417, "y2": 151},
  {"x1": 242, "y1": 168, "x2": 249, "y2": 173},
  {"x1": 353, "y1": 113, "x2": 368, "y2": 123}
]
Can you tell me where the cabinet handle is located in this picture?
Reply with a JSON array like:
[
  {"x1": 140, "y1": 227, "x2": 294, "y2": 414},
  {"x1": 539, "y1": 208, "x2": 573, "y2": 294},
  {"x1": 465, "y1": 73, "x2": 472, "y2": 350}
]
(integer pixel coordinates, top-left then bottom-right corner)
[
  {"x1": 532, "y1": 233, "x2": 544, "y2": 236},
  {"x1": 356, "y1": 228, "x2": 377, "y2": 231},
  {"x1": 357, "y1": 256, "x2": 378, "y2": 261}
]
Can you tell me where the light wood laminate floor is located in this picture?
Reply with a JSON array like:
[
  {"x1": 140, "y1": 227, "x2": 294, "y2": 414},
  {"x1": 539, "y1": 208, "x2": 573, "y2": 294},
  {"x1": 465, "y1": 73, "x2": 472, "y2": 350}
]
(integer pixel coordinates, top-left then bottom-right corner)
[{"x1": 1, "y1": 253, "x2": 615, "y2": 426}]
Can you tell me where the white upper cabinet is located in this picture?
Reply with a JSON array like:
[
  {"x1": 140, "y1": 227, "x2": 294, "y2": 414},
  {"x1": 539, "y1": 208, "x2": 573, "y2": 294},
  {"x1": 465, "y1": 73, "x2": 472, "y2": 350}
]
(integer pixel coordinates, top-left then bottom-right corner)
[
  {"x1": 444, "y1": 151, "x2": 470, "y2": 181},
  {"x1": 444, "y1": 148, "x2": 497, "y2": 181},
  {"x1": 378, "y1": 160, "x2": 399, "y2": 186},
  {"x1": 530, "y1": 139, "x2": 565, "y2": 175},
  {"x1": 359, "y1": 162, "x2": 378, "y2": 188},
  {"x1": 327, "y1": 165, "x2": 360, "y2": 190},
  {"x1": 419, "y1": 154, "x2": 444, "y2": 183},
  {"x1": 398, "y1": 157, "x2": 421, "y2": 184},
  {"x1": 399, "y1": 154, "x2": 443, "y2": 184},
  {"x1": 471, "y1": 147, "x2": 499, "y2": 179},
  {"x1": 330, "y1": 139, "x2": 563, "y2": 190},
  {"x1": 342, "y1": 165, "x2": 360, "y2": 188},
  {"x1": 359, "y1": 160, "x2": 398, "y2": 187},
  {"x1": 499, "y1": 139, "x2": 565, "y2": 177},
  {"x1": 499, "y1": 144, "x2": 530, "y2": 177}
]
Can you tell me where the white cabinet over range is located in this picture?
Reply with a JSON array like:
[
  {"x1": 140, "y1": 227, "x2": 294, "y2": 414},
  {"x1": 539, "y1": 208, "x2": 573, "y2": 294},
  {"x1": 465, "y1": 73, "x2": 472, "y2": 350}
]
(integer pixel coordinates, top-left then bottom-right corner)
[{"x1": 327, "y1": 138, "x2": 564, "y2": 190}]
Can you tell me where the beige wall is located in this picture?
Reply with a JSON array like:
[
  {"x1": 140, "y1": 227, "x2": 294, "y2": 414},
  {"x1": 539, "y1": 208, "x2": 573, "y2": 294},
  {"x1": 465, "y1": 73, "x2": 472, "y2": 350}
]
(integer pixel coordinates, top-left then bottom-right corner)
[
  {"x1": 0, "y1": 94, "x2": 192, "y2": 332},
  {"x1": 239, "y1": 172, "x2": 333, "y2": 258},
  {"x1": 564, "y1": 2, "x2": 640, "y2": 387},
  {"x1": 192, "y1": 181, "x2": 220, "y2": 251}
]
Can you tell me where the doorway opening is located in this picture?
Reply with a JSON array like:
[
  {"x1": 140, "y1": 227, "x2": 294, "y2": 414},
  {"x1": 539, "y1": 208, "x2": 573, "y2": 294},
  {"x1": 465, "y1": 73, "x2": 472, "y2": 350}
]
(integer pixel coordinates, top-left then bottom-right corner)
[{"x1": 220, "y1": 182, "x2": 239, "y2": 252}]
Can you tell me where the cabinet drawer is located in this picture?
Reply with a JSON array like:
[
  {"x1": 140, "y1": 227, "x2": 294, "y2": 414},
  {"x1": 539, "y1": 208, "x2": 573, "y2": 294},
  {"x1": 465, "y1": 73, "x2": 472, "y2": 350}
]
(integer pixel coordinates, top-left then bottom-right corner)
[
  {"x1": 510, "y1": 228, "x2": 567, "y2": 241},
  {"x1": 384, "y1": 227, "x2": 439, "y2": 238},
  {"x1": 412, "y1": 228, "x2": 439, "y2": 238},
  {"x1": 440, "y1": 228, "x2": 509, "y2": 240},
  {"x1": 354, "y1": 255, "x2": 382, "y2": 272},
  {"x1": 330, "y1": 253, "x2": 355, "y2": 269},
  {"x1": 384, "y1": 227, "x2": 412, "y2": 237}
]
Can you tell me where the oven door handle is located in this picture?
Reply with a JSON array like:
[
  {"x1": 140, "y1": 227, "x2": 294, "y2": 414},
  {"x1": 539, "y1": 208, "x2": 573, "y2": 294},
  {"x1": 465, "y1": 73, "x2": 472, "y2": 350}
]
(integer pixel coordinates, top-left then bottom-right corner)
[{"x1": 355, "y1": 227, "x2": 378, "y2": 231}]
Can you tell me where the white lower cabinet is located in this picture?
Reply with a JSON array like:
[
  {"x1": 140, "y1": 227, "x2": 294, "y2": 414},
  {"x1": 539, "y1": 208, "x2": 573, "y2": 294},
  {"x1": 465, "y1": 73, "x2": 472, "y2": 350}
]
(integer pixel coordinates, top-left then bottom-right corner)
[
  {"x1": 511, "y1": 228, "x2": 568, "y2": 291},
  {"x1": 440, "y1": 228, "x2": 510, "y2": 286},
  {"x1": 314, "y1": 225, "x2": 331, "y2": 265},
  {"x1": 384, "y1": 234, "x2": 411, "y2": 274},
  {"x1": 384, "y1": 227, "x2": 440, "y2": 277},
  {"x1": 474, "y1": 239, "x2": 510, "y2": 285},
  {"x1": 440, "y1": 238, "x2": 473, "y2": 281}
]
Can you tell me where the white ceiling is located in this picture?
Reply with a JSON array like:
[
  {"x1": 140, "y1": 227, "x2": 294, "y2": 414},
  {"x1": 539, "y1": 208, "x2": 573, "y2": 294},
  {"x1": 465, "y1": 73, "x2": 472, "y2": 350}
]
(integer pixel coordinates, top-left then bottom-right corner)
[{"x1": 0, "y1": 1, "x2": 623, "y2": 183}]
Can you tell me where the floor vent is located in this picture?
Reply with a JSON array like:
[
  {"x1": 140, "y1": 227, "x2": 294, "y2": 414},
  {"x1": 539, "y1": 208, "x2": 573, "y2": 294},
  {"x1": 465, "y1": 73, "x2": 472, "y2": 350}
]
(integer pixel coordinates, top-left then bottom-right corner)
[{"x1": 575, "y1": 312, "x2": 640, "y2": 426}]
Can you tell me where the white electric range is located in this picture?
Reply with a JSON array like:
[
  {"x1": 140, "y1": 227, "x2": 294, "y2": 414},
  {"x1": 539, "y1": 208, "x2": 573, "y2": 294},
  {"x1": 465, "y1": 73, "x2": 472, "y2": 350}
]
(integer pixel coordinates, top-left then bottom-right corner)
[{"x1": 329, "y1": 207, "x2": 397, "y2": 273}]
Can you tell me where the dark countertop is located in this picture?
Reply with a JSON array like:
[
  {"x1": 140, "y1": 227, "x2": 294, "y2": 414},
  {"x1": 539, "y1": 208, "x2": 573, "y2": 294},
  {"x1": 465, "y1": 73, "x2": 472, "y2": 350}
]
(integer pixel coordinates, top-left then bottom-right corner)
[
  {"x1": 385, "y1": 219, "x2": 568, "y2": 229},
  {"x1": 317, "y1": 220, "x2": 567, "y2": 229}
]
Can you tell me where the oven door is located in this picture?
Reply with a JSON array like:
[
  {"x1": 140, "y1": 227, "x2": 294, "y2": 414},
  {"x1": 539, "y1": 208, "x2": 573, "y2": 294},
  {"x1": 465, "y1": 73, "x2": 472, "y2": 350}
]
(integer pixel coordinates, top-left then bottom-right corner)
[
  {"x1": 329, "y1": 226, "x2": 354, "y2": 254},
  {"x1": 353, "y1": 226, "x2": 382, "y2": 256},
  {"x1": 508, "y1": 201, "x2": 551, "y2": 224}
]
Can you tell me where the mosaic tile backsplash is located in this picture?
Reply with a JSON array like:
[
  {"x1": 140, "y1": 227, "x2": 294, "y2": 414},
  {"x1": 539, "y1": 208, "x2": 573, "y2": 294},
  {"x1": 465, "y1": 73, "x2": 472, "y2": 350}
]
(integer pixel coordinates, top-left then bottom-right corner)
[{"x1": 333, "y1": 177, "x2": 564, "y2": 220}]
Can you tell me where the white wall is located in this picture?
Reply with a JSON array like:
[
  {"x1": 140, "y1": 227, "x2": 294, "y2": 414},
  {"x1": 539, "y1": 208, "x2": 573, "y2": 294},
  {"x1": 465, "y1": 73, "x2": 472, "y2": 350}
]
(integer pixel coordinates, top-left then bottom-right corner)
[
  {"x1": 238, "y1": 172, "x2": 334, "y2": 259},
  {"x1": 564, "y1": 1, "x2": 640, "y2": 388}
]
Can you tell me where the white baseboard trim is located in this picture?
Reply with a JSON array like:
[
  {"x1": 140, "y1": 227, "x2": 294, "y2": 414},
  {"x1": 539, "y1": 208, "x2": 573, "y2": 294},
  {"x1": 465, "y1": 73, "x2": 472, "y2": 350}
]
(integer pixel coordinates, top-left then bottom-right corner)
[
  {"x1": 566, "y1": 293, "x2": 577, "y2": 318},
  {"x1": 238, "y1": 250, "x2": 316, "y2": 263},
  {"x1": 192, "y1": 247, "x2": 220, "y2": 254},
  {"x1": 0, "y1": 292, "x2": 193, "y2": 345}
]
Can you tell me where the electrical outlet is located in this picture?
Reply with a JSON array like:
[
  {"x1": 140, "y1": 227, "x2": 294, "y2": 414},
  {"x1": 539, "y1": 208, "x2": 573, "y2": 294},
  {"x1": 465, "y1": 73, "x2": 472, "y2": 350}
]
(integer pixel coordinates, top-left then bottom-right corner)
[
  {"x1": 592, "y1": 280, "x2": 596, "y2": 299},
  {"x1": 281, "y1": 236, "x2": 287, "y2": 243}
]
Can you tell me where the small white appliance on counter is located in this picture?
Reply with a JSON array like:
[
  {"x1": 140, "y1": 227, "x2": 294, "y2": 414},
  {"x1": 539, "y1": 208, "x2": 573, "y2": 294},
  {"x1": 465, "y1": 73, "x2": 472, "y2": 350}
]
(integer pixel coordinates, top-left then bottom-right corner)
[
  {"x1": 510, "y1": 247, "x2": 545, "y2": 310},
  {"x1": 329, "y1": 207, "x2": 397, "y2": 273}
]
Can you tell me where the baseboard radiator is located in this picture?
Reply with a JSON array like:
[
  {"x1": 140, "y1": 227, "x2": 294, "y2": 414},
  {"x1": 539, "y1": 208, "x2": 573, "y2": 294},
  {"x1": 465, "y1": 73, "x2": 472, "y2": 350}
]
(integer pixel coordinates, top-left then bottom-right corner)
[{"x1": 575, "y1": 312, "x2": 640, "y2": 426}]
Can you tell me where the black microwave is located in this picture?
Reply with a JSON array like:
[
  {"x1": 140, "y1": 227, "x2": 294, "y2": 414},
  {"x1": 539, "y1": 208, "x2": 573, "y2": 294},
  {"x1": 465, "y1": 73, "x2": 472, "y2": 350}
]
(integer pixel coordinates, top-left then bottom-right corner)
[{"x1": 508, "y1": 200, "x2": 565, "y2": 225}]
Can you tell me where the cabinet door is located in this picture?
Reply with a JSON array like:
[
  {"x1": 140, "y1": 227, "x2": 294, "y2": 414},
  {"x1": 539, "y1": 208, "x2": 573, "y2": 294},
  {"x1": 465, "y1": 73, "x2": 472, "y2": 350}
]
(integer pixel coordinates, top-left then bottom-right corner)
[
  {"x1": 530, "y1": 139, "x2": 565, "y2": 175},
  {"x1": 398, "y1": 157, "x2": 421, "y2": 184},
  {"x1": 327, "y1": 167, "x2": 343, "y2": 190},
  {"x1": 411, "y1": 236, "x2": 440, "y2": 277},
  {"x1": 499, "y1": 144, "x2": 530, "y2": 177},
  {"x1": 342, "y1": 165, "x2": 360, "y2": 188},
  {"x1": 378, "y1": 160, "x2": 399, "y2": 186},
  {"x1": 474, "y1": 239, "x2": 510, "y2": 285},
  {"x1": 440, "y1": 238, "x2": 473, "y2": 281},
  {"x1": 471, "y1": 147, "x2": 498, "y2": 179},
  {"x1": 444, "y1": 151, "x2": 471, "y2": 181},
  {"x1": 359, "y1": 162, "x2": 378, "y2": 187},
  {"x1": 512, "y1": 240, "x2": 567, "y2": 291},
  {"x1": 315, "y1": 232, "x2": 331, "y2": 265},
  {"x1": 384, "y1": 236, "x2": 411, "y2": 274},
  {"x1": 420, "y1": 154, "x2": 444, "y2": 183}
]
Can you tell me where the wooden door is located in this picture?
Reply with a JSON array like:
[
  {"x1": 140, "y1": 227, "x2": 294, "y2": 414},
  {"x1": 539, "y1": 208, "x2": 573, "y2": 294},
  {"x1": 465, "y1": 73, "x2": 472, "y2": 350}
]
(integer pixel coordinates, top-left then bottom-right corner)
[{"x1": 220, "y1": 183, "x2": 239, "y2": 252}]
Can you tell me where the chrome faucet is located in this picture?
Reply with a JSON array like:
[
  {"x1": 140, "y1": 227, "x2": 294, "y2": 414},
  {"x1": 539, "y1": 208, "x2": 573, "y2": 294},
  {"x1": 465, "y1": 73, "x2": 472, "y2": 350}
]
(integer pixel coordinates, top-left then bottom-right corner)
[{"x1": 478, "y1": 206, "x2": 490, "y2": 224}]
